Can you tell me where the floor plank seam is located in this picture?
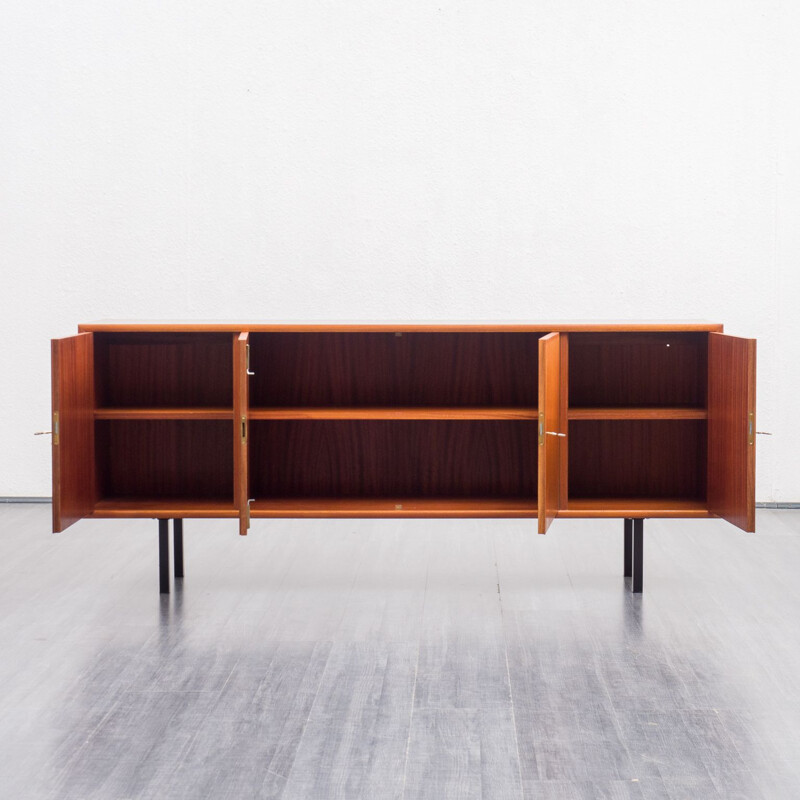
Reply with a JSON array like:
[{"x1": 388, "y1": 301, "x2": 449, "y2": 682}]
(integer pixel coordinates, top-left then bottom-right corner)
[
  {"x1": 491, "y1": 533, "x2": 525, "y2": 800},
  {"x1": 258, "y1": 642, "x2": 335, "y2": 797},
  {"x1": 400, "y1": 564, "x2": 427, "y2": 800}
]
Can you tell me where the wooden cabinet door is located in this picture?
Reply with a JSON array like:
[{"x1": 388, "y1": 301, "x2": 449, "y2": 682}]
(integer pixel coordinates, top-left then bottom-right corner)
[
  {"x1": 708, "y1": 332, "x2": 756, "y2": 532},
  {"x1": 51, "y1": 333, "x2": 95, "y2": 532},
  {"x1": 234, "y1": 332, "x2": 251, "y2": 535},
  {"x1": 538, "y1": 332, "x2": 563, "y2": 533}
]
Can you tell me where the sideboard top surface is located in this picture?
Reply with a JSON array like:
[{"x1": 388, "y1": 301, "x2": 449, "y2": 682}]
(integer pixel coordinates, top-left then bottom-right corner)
[{"x1": 77, "y1": 320, "x2": 725, "y2": 333}]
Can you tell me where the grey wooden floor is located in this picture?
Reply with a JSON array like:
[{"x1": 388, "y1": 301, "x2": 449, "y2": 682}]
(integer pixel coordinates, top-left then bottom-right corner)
[{"x1": 1, "y1": 505, "x2": 800, "y2": 799}]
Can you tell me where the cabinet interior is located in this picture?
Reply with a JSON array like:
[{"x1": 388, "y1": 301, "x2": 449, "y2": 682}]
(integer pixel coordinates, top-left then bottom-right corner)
[
  {"x1": 79, "y1": 328, "x2": 722, "y2": 519},
  {"x1": 248, "y1": 420, "x2": 537, "y2": 502},
  {"x1": 95, "y1": 420, "x2": 234, "y2": 505},
  {"x1": 248, "y1": 332, "x2": 539, "y2": 408},
  {"x1": 94, "y1": 332, "x2": 233, "y2": 409},
  {"x1": 568, "y1": 332, "x2": 707, "y2": 409}
]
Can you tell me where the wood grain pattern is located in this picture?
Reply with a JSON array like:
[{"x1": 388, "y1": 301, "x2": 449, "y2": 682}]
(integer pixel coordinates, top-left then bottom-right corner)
[
  {"x1": 568, "y1": 420, "x2": 707, "y2": 501},
  {"x1": 538, "y1": 333, "x2": 561, "y2": 534},
  {"x1": 51, "y1": 333, "x2": 96, "y2": 532},
  {"x1": 95, "y1": 420, "x2": 234, "y2": 502},
  {"x1": 568, "y1": 332, "x2": 708, "y2": 408},
  {"x1": 559, "y1": 333, "x2": 570, "y2": 512},
  {"x1": 249, "y1": 421, "x2": 537, "y2": 501},
  {"x1": 561, "y1": 498, "x2": 710, "y2": 518},
  {"x1": 249, "y1": 406, "x2": 538, "y2": 420},
  {"x1": 568, "y1": 407, "x2": 708, "y2": 420},
  {"x1": 78, "y1": 321, "x2": 726, "y2": 332},
  {"x1": 250, "y1": 497, "x2": 538, "y2": 518},
  {"x1": 234, "y1": 333, "x2": 250, "y2": 535},
  {"x1": 94, "y1": 407, "x2": 233, "y2": 420},
  {"x1": 94, "y1": 332, "x2": 232, "y2": 408},
  {"x1": 708, "y1": 333, "x2": 756, "y2": 532},
  {"x1": 90, "y1": 499, "x2": 238, "y2": 517},
  {"x1": 248, "y1": 332, "x2": 538, "y2": 407}
]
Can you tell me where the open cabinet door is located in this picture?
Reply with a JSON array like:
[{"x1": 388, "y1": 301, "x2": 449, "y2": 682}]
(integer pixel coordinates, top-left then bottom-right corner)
[
  {"x1": 51, "y1": 333, "x2": 95, "y2": 532},
  {"x1": 538, "y1": 332, "x2": 562, "y2": 534},
  {"x1": 234, "y1": 333, "x2": 250, "y2": 535},
  {"x1": 708, "y1": 332, "x2": 756, "y2": 532}
]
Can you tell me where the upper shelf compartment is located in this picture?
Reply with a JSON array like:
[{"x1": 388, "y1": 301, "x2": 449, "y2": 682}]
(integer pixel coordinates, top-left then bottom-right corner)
[
  {"x1": 247, "y1": 332, "x2": 540, "y2": 408},
  {"x1": 94, "y1": 332, "x2": 233, "y2": 409},
  {"x1": 568, "y1": 332, "x2": 708, "y2": 409}
]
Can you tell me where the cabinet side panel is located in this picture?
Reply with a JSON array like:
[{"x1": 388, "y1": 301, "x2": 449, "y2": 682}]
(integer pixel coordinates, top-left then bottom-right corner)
[
  {"x1": 708, "y1": 333, "x2": 756, "y2": 532},
  {"x1": 52, "y1": 333, "x2": 96, "y2": 532}
]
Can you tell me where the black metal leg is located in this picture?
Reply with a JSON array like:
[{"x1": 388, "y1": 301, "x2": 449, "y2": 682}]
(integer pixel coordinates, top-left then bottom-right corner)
[
  {"x1": 632, "y1": 518, "x2": 643, "y2": 594},
  {"x1": 159, "y1": 519, "x2": 170, "y2": 594},
  {"x1": 624, "y1": 518, "x2": 633, "y2": 577},
  {"x1": 173, "y1": 518, "x2": 184, "y2": 579}
]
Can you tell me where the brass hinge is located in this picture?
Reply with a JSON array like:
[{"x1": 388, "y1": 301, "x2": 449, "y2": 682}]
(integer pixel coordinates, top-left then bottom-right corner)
[
  {"x1": 748, "y1": 412, "x2": 754, "y2": 446},
  {"x1": 241, "y1": 416, "x2": 247, "y2": 444},
  {"x1": 538, "y1": 412, "x2": 544, "y2": 447},
  {"x1": 53, "y1": 412, "x2": 59, "y2": 446}
]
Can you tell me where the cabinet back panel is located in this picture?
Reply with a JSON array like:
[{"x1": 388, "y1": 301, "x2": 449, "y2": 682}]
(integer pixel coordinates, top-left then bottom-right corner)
[
  {"x1": 249, "y1": 421, "x2": 537, "y2": 498},
  {"x1": 568, "y1": 420, "x2": 707, "y2": 499},
  {"x1": 248, "y1": 333, "x2": 538, "y2": 407},
  {"x1": 96, "y1": 420, "x2": 233, "y2": 499},
  {"x1": 95, "y1": 333, "x2": 233, "y2": 408},
  {"x1": 568, "y1": 333, "x2": 707, "y2": 407}
]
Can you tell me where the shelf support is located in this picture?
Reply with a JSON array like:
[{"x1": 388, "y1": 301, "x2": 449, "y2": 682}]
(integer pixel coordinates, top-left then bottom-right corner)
[
  {"x1": 632, "y1": 519, "x2": 644, "y2": 593},
  {"x1": 158, "y1": 519, "x2": 170, "y2": 594},
  {"x1": 623, "y1": 518, "x2": 632, "y2": 577},
  {"x1": 173, "y1": 518, "x2": 184, "y2": 579}
]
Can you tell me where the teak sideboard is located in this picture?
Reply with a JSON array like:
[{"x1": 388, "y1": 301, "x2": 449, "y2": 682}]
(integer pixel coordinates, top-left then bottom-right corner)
[{"x1": 51, "y1": 322, "x2": 756, "y2": 594}]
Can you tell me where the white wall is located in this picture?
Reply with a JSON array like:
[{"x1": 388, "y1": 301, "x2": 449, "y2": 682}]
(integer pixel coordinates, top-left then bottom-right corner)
[{"x1": 1, "y1": 1, "x2": 798, "y2": 500}]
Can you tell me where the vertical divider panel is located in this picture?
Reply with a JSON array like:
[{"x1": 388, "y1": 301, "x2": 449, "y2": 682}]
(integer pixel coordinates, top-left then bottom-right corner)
[
  {"x1": 234, "y1": 332, "x2": 250, "y2": 535},
  {"x1": 558, "y1": 333, "x2": 570, "y2": 510},
  {"x1": 538, "y1": 332, "x2": 562, "y2": 534}
]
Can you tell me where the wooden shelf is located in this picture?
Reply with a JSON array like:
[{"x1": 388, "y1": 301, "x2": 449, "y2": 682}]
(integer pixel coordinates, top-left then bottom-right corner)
[
  {"x1": 568, "y1": 407, "x2": 707, "y2": 420},
  {"x1": 95, "y1": 407, "x2": 234, "y2": 420},
  {"x1": 250, "y1": 497, "x2": 538, "y2": 518},
  {"x1": 560, "y1": 498, "x2": 710, "y2": 518},
  {"x1": 248, "y1": 406, "x2": 538, "y2": 421},
  {"x1": 91, "y1": 499, "x2": 238, "y2": 518}
]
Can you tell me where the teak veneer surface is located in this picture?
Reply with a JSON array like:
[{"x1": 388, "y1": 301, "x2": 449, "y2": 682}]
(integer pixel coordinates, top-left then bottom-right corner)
[
  {"x1": 78, "y1": 320, "x2": 725, "y2": 332},
  {"x1": 568, "y1": 419, "x2": 707, "y2": 501},
  {"x1": 51, "y1": 333, "x2": 96, "y2": 532},
  {"x1": 94, "y1": 332, "x2": 232, "y2": 408},
  {"x1": 568, "y1": 332, "x2": 708, "y2": 408},
  {"x1": 248, "y1": 332, "x2": 538, "y2": 407},
  {"x1": 249, "y1": 497, "x2": 538, "y2": 518},
  {"x1": 248, "y1": 420, "x2": 537, "y2": 500},
  {"x1": 248, "y1": 407, "x2": 538, "y2": 420},
  {"x1": 708, "y1": 333, "x2": 756, "y2": 532},
  {"x1": 95, "y1": 420, "x2": 234, "y2": 502}
]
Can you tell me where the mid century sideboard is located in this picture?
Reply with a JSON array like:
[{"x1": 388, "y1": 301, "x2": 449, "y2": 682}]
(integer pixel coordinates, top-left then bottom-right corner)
[{"x1": 51, "y1": 322, "x2": 756, "y2": 594}]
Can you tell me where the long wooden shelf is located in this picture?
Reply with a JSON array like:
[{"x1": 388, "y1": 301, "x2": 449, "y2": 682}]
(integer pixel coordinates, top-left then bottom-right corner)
[
  {"x1": 91, "y1": 499, "x2": 238, "y2": 518},
  {"x1": 568, "y1": 407, "x2": 707, "y2": 420},
  {"x1": 250, "y1": 497, "x2": 538, "y2": 518},
  {"x1": 94, "y1": 407, "x2": 234, "y2": 420},
  {"x1": 560, "y1": 498, "x2": 711, "y2": 518},
  {"x1": 248, "y1": 407, "x2": 538, "y2": 421}
]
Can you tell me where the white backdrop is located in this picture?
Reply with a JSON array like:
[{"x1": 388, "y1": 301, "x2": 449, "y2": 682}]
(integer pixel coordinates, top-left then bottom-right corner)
[{"x1": 1, "y1": 1, "x2": 797, "y2": 500}]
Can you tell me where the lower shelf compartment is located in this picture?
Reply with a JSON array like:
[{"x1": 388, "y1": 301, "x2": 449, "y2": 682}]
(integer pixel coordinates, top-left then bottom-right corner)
[
  {"x1": 250, "y1": 497, "x2": 538, "y2": 518},
  {"x1": 91, "y1": 499, "x2": 238, "y2": 518},
  {"x1": 561, "y1": 498, "x2": 711, "y2": 518}
]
